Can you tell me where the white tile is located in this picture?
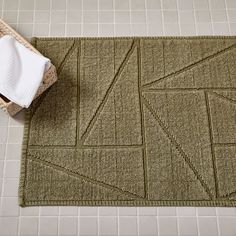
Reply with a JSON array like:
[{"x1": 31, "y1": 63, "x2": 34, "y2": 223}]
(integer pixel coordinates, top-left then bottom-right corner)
[
  {"x1": 80, "y1": 207, "x2": 98, "y2": 216},
  {"x1": 0, "y1": 127, "x2": 8, "y2": 143},
  {"x1": 147, "y1": 23, "x2": 164, "y2": 36},
  {"x1": 51, "y1": 10, "x2": 66, "y2": 23},
  {"x1": 0, "y1": 197, "x2": 19, "y2": 216},
  {"x1": 83, "y1": 11, "x2": 98, "y2": 24},
  {"x1": 35, "y1": 11, "x2": 50, "y2": 24},
  {"x1": 99, "y1": 217, "x2": 117, "y2": 236},
  {"x1": 0, "y1": 111, "x2": 9, "y2": 126},
  {"x1": 130, "y1": 0, "x2": 145, "y2": 10},
  {"x1": 146, "y1": 0, "x2": 161, "y2": 9},
  {"x1": 115, "y1": 24, "x2": 131, "y2": 36},
  {"x1": 163, "y1": 10, "x2": 179, "y2": 23},
  {"x1": 198, "y1": 217, "x2": 218, "y2": 236},
  {"x1": 8, "y1": 127, "x2": 24, "y2": 144},
  {"x1": 0, "y1": 161, "x2": 3, "y2": 178},
  {"x1": 3, "y1": 178, "x2": 19, "y2": 197},
  {"x1": 0, "y1": 217, "x2": 18, "y2": 236},
  {"x1": 158, "y1": 217, "x2": 178, "y2": 236},
  {"x1": 17, "y1": 24, "x2": 33, "y2": 37},
  {"x1": 0, "y1": 179, "x2": 2, "y2": 196},
  {"x1": 163, "y1": 0, "x2": 177, "y2": 9},
  {"x1": 3, "y1": 0, "x2": 19, "y2": 10},
  {"x1": 139, "y1": 207, "x2": 157, "y2": 216},
  {"x1": 34, "y1": 24, "x2": 50, "y2": 36},
  {"x1": 50, "y1": 24, "x2": 66, "y2": 36},
  {"x1": 119, "y1": 207, "x2": 137, "y2": 216},
  {"x1": 180, "y1": 24, "x2": 196, "y2": 35},
  {"x1": 20, "y1": 217, "x2": 38, "y2": 236},
  {"x1": 217, "y1": 208, "x2": 236, "y2": 216},
  {"x1": 6, "y1": 144, "x2": 21, "y2": 160},
  {"x1": 114, "y1": 0, "x2": 130, "y2": 10},
  {"x1": 196, "y1": 22, "x2": 213, "y2": 35},
  {"x1": 60, "y1": 207, "x2": 78, "y2": 216},
  {"x1": 210, "y1": 0, "x2": 225, "y2": 9},
  {"x1": 131, "y1": 11, "x2": 146, "y2": 24},
  {"x1": 59, "y1": 217, "x2": 77, "y2": 236},
  {"x1": 3, "y1": 11, "x2": 18, "y2": 23},
  {"x1": 131, "y1": 24, "x2": 147, "y2": 35},
  {"x1": 218, "y1": 217, "x2": 236, "y2": 236},
  {"x1": 158, "y1": 207, "x2": 177, "y2": 216},
  {"x1": 119, "y1": 217, "x2": 138, "y2": 236},
  {"x1": 52, "y1": 0, "x2": 66, "y2": 10},
  {"x1": 115, "y1": 11, "x2": 130, "y2": 24},
  {"x1": 39, "y1": 217, "x2": 58, "y2": 236},
  {"x1": 83, "y1": 0, "x2": 98, "y2": 10},
  {"x1": 178, "y1": 217, "x2": 198, "y2": 236},
  {"x1": 99, "y1": 11, "x2": 114, "y2": 23},
  {"x1": 99, "y1": 0, "x2": 113, "y2": 10},
  {"x1": 35, "y1": 0, "x2": 50, "y2": 10},
  {"x1": 179, "y1": 10, "x2": 195, "y2": 23},
  {"x1": 164, "y1": 22, "x2": 180, "y2": 35},
  {"x1": 4, "y1": 161, "x2": 20, "y2": 178},
  {"x1": 41, "y1": 207, "x2": 59, "y2": 216},
  {"x1": 195, "y1": 10, "x2": 211, "y2": 22},
  {"x1": 99, "y1": 24, "x2": 114, "y2": 36},
  {"x1": 18, "y1": 11, "x2": 34, "y2": 24},
  {"x1": 0, "y1": 144, "x2": 6, "y2": 160},
  {"x1": 67, "y1": 0, "x2": 82, "y2": 10},
  {"x1": 177, "y1": 207, "x2": 196, "y2": 216},
  {"x1": 211, "y1": 10, "x2": 227, "y2": 22},
  {"x1": 66, "y1": 24, "x2": 81, "y2": 36},
  {"x1": 213, "y1": 22, "x2": 230, "y2": 34},
  {"x1": 194, "y1": 0, "x2": 209, "y2": 9},
  {"x1": 178, "y1": 0, "x2": 194, "y2": 10},
  {"x1": 99, "y1": 207, "x2": 117, "y2": 216},
  {"x1": 79, "y1": 217, "x2": 97, "y2": 236},
  {"x1": 228, "y1": 10, "x2": 236, "y2": 22},
  {"x1": 230, "y1": 23, "x2": 236, "y2": 34},
  {"x1": 139, "y1": 216, "x2": 158, "y2": 236},
  {"x1": 19, "y1": 0, "x2": 34, "y2": 10},
  {"x1": 21, "y1": 207, "x2": 39, "y2": 216},
  {"x1": 146, "y1": 10, "x2": 162, "y2": 23},
  {"x1": 197, "y1": 207, "x2": 216, "y2": 216},
  {"x1": 82, "y1": 24, "x2": 98, "y2": 36},
  {"x1": 67, "y1": 11, "x2": 82, "y2": 23},
  {"x1": 226, "y1": 0, "x2": 236, "y2": 8}
]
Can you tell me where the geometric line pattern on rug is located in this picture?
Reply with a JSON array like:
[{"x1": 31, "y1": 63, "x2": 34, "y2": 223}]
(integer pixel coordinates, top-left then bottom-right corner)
[{"x1": 19, "y1": 37, "x2": 236, "y2": 206}]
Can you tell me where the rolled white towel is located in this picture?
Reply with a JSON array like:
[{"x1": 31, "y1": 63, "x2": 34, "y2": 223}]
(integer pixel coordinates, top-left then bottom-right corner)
[{"x1": 0, "y1": 35, "x2": 51, "y2": 108}]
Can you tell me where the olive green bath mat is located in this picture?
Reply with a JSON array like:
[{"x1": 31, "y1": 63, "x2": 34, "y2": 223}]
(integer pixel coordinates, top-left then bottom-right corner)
[{"x1": 19, "y1": 36, "x2": 236, "y2": 207}]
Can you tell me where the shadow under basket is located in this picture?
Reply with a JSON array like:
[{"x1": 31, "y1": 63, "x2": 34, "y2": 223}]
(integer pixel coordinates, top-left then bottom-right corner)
[{"x1": 0, "y1": 19, "x2": 57, "y2": 116}]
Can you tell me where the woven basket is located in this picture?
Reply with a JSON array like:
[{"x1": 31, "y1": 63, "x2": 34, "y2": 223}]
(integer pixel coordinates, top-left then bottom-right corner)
[{"x1": 0, "y1": 19, "x2": 57, "y2": 116}]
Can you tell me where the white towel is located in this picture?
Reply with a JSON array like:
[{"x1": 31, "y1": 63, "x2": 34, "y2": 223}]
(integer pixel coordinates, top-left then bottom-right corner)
[{"x1": 0, "y1": 35, "x2": 51, "y2": 108}]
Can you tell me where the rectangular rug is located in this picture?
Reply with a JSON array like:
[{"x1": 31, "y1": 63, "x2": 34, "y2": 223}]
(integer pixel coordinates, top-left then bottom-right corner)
[{"x1": 19, "y1": 36, "x2": 236, "y2": 207}]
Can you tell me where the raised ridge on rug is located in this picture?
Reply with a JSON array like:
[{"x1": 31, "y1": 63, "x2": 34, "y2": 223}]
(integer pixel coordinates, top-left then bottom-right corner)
[{"x1": 19, "y1": 36, "x2": 236, "y2": 207}]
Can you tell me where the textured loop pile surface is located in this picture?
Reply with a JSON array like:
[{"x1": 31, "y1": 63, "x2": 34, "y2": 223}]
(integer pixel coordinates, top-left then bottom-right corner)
[{"x1": 19, "y1": 37, "x2": 236, "y2": 207}]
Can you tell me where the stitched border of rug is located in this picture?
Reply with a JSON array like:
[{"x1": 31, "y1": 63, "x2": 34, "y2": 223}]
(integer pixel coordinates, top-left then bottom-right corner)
[{"x1": 19, "y1": 36, "x2": 236, "y2": 207}]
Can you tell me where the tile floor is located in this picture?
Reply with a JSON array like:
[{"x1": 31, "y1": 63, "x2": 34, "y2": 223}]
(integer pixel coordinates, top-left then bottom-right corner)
[{"x1": 0, "y1": 0, "x2": 236, "y2": 235}]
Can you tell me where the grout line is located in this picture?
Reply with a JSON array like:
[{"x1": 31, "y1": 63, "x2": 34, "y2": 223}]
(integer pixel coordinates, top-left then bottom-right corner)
[
  {"x1": 137, "y1": 207, "x2": 140, "y2": 236},
  {"x1": 196, "y1": 208, "x2": 200, "y2": 236},
  {"x1": 81, "y1": 0, "x2": 84, "y2": 36},
  {"x1": 16, "y1": 0, "x2": 20, "y2": 29},
  {"x1": 156, "y1": 207, "x2": 160, "y2": 235},
  {"x1": 224, "y1": 0, "x2": 232, "y2": 35},
  {"x1": 97, "y1": 0, "x2": 99, "y2": 36},
  {"x1": 77, "y1": 207, "x2": 80, "y2": 236},
  {"x1": 32, "y1": 0, "x2": 36, "y2": 36},
  {"x1": 57, "y1": 207, "x2": 60, "y2": 236},
  {"x1": 192, "y1": 0, "x2": 198, "y2": 36},
  {"x1": 129, "y1": 0, "x2": 132, "y2": 34},
  {"x1": 176, "y1": 208, "x2": 180, "y2": 236},
  {"x1": 48, "y1": 0, "x2": 52, "y2": 36},
  {"x1": 38, "y1": 207, "x2": 41, "y2": 236},
  {"x1": 216, "y1": 208, "x2": 221, "y2": 236},
  {"x1": 208, "y1": 0, "x2": 215, "y2": 35},
  {"x1": 176, "y1": 0, "x2": 181, "y2": 35},
  {"x1": 117, "y1": 207, "x2": 120, "y2": 236},
  {"x1": 143, "y1": 0, "x2": 148, "y2": 35},
  {"x1": 97, "y1": 207, "x2": 100, "y2": 236},
  {"x1": 160, "y1": 0, "x2": 165, "y2": 35},
  {"x1": 65, "y1": 0, "x2": 68, "y2": 36}
]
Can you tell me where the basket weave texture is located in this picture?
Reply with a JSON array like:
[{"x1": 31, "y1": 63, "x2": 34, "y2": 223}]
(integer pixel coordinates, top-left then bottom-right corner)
[{"x1": 0, "y1": 19, "x2": 57, "y2": 116}]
